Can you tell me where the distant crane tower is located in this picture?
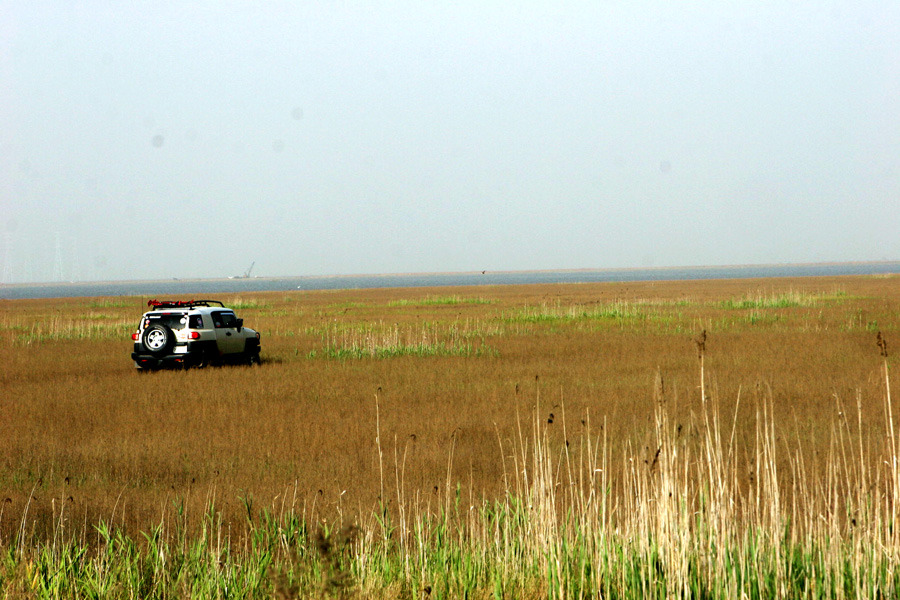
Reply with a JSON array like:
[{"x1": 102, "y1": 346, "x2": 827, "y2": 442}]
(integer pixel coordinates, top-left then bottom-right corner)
[{"x1": 228, "y1": 261, "x2": 255, "y2": 279}]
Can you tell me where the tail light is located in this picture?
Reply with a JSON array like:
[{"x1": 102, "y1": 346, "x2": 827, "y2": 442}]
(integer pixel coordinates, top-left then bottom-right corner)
[
  {"x1": 131, "y1": 333, "x2": 139, "y2": 340},
  {"x1": 189, "y1": 331, "x2": 201, "y2": 339}
]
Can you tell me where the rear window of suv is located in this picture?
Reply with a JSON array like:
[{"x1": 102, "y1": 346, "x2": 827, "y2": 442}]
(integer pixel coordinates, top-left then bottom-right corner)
[{"x1": 144, "y1": 313, "x2": 187, "y2": 330}]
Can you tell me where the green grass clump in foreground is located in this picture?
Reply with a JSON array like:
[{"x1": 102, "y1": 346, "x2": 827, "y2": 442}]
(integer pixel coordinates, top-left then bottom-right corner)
[{"x1": 4, "y1": 355, "x2": 899, "y2": 599}]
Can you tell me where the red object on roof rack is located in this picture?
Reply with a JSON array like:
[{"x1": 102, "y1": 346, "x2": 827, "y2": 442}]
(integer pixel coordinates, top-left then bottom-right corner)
[{"x1": 146, "y1": 299, "x2": 225, "y2": 309}]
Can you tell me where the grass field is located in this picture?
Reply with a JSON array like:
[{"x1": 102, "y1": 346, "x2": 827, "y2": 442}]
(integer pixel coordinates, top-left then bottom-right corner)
[{"x1": 1, "y1": 274, "x2": 898, "y2": 598}]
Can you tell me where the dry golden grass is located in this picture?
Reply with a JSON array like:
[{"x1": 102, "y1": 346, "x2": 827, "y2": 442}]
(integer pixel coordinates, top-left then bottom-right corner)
[{"x1": 0, "y1": 274, "x2": 897, "y2": 546}]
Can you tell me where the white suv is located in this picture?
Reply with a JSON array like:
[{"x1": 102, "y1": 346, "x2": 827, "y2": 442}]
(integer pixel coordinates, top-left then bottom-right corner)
[{"x1": 131, "y1": 299, "x2": 261, "y2": 370}]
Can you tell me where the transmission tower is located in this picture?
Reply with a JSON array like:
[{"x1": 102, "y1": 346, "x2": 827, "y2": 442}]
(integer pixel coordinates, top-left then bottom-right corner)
[
  {"x1": 54, "y1": 231, "x2": 63, "y2": 281},
  {"x1": 70, "y1": 236, "x2": 80, "y2": 281},
  {"x1": 1, "y1": 235, "x2": 12, "y2": 283}
]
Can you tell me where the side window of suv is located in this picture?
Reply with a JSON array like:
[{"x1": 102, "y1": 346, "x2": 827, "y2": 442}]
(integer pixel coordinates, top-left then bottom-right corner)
[
  {"x1": 211, "y1": 312, "x2": 224, "y2": 328},
  {"x1": 220, "y1": 312, "x2": 237, "y2": 328},
  {"x1": 188, "y1": 315, "x2": 204, "y2": 329}
]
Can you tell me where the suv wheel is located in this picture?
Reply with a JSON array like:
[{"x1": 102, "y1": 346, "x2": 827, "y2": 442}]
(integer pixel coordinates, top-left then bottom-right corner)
[
  {"x1": 142, "y1": 324, "x2": 174, "y2": 356},
  {"x1": 189, "y1": 355, "x2": 209, "y2": 369}
]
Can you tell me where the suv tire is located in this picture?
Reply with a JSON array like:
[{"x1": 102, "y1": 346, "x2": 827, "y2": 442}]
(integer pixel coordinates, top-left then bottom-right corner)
[
  {"x1": 243, "y1": 339, "x2": 261, "y2": 365},
  {"x1": 142, "y1": 324, "x2": 174, "y2": 356}
]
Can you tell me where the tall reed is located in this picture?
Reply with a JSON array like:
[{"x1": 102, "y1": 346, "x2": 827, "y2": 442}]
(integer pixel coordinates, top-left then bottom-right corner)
[{"x1": 2, "y1": 335, "x2": 897, "y2": 599}]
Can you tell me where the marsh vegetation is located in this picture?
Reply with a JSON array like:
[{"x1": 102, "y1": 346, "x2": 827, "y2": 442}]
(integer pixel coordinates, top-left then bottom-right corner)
[{"x1": 1, "y1": 275, "x2": 897, "y2": 598}]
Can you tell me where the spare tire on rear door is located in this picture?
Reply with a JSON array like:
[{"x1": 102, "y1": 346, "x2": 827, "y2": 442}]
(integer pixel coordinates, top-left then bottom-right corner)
[{"x1": 142, "y1": 324, "x2": 174, "y2": 356}]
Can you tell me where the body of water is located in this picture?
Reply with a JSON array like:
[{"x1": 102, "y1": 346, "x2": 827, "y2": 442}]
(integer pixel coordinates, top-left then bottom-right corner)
[{"x1": 1, "y1": 262, "x2": 897, "y2": 300}]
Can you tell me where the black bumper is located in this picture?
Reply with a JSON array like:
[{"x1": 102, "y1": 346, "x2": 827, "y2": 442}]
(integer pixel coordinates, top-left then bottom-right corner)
[
  {"x1": 132, "y1": 340, "x2": 218, "y2": 369},
  {"x1": 132, "y1": 353, "x2": 197, "y2": 369}
]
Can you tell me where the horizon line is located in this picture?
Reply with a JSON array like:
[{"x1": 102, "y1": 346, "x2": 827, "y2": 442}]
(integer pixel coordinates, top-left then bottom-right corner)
[{"x1": 2, "y1": 259, "x2": 898, "y2": 288}]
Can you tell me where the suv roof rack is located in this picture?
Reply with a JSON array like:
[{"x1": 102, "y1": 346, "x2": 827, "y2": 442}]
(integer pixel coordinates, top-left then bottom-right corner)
[{"x1": 147, "y1": 299, "x2": 225, "y2": 309}]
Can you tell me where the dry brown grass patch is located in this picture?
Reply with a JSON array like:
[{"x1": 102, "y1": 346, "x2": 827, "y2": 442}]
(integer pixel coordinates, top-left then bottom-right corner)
[{"x1": 0, "y1": 275, "x2": 896, "y2": 545}]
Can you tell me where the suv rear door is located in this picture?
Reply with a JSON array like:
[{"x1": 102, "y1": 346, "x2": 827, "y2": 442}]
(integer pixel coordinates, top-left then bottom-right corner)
[{"x1": 211, "y1": 310, "x2": 244, "y2": 354}]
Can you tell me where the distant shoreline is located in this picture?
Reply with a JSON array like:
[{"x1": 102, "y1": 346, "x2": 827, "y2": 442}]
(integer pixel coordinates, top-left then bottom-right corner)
[
  {"x1": 3, "y1": 260, "x2": 897, "y2": 289},
  {"x1": 2, "y1": 261, "x2": 897, "y2": 300}
]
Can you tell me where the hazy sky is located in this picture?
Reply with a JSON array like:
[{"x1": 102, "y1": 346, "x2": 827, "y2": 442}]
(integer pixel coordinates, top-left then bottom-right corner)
[{"x1": 2, "y1": 2, "x2": 898, "y2": 283}]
